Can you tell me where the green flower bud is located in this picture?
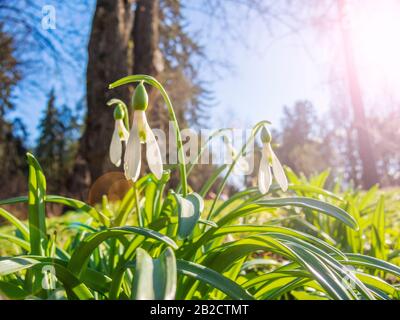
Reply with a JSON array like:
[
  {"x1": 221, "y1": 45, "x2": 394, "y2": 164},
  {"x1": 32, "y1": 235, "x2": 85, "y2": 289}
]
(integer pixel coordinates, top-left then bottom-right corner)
[
  {"x1": 132, "y1": 81, "x2": 148, "y2": 111},
  {"x1": 113, "y1": 104, "x2": 125, "y2": 120},
  {"x1": 260, "y1": 126, "x2": 272, "y2": 144}
]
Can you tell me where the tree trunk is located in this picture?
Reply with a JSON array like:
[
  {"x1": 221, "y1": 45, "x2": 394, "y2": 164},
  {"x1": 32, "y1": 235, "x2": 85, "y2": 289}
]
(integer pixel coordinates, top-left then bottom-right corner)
[
  {"x1": 132, "y1": 0, "x2": 164, "y2": 124},
  {"x1": 338, "y1": 0, "x2": 378, "y2": 188},
  {"x1": 68, "y1": 0, "x2": 134, "y2": 199},
  {"x1": 133, "y1": 0, "x2": 163, "y2": 77},
  {"x1": 132, "y1": 0, "x2": 167, "y2": 177}
]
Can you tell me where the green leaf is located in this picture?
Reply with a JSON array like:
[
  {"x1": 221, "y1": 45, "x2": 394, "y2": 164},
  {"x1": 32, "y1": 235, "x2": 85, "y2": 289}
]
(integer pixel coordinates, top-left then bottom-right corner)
[
  {"x1": 256, "y1": 197, "x2": 358, "y2": 230},
  {"x1": 0, "y1": 208, "x2": 29, "y2": 240},
  {"x1": 198, "y1": 219, "x2": 218, "y2": 228},
  {"x1": 355, "y1": 272, "x2": 399, "y2": 299},
  {"x1": 343, "y1": 254, "x2": 400, "y2": 278},
  {"x1": 0, "y1": 257, "x2": 39, "y2": 276},
  {"x1": 46, "y1": 195, "x2": 110, "y2": 227},
  {"x1": 0, "y1": 194, "x2": 110, "y2": 227},
  {"x1": 211, "y1": 188, "x2": 259, "y2": 218},
  {"x1": 371, "y1": 196, "x2": 386, "y2": 260},
  {"x1": 0, "y1": 281, "x2": 29, "y2": 299},
  {"x1": 0, "y1": 234, "x2": 30, "y2": 251},
  {"x1": 256, "y1": 277, "x2": 310, "y2": 300},
  {"x1": 289, "y1": 184, "x2": 343, "y2": 201},
  {"x1": 144, "y1": 180, "x2": 157, "y2": 224},
  {"x1": 9, "y1": 256, "x2": 95, "y2": 299},
  {"x1": 0, "y1": 196, "x2": 28, "y2": 206},
  {"x1": 177, "y1": 259, "x2": 254, "y2": 300},
  {"x1": 27, "y1": 153, "x2": 47, "y2": 255},
  {"x1": 132, "y1": 248, "x2": 177, "y2": 300},
  {"x1": 68, "y1": 226, "x2": 178, "y2": 276}
]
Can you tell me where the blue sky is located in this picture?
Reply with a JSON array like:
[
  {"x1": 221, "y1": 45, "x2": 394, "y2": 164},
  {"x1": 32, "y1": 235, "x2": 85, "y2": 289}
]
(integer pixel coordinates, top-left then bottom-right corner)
[
  {"x1": 185, "y1": 3, "x2": 333, "y2": 131},
  {"x1": 9, "y1": 1, "x2": 400, "y2": 146}
]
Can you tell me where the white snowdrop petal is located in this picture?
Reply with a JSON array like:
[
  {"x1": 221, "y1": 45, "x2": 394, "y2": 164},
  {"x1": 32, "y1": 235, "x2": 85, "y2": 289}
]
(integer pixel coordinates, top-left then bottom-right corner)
[
  {"x1": 124, "y1": 118, "x2": 141, "y2": 181},
  {"x1": 258, "y1": 148, "x2": 272, "y2": 194},
  {"x1": 270, "y1": 147, "x2": 288, "y2": 192},
  {"x1": 135, "y1": 110, "x2": 147, "y2": 143},
  {"x1": 145, "y1": 120, "x2": 163, "y2": 180},
  {"x1": 117, "y1": 119, "x2": 129, "y2": 141},
  {"x1": 110, "y1": 124, "x2": 122, "y2": 167}
]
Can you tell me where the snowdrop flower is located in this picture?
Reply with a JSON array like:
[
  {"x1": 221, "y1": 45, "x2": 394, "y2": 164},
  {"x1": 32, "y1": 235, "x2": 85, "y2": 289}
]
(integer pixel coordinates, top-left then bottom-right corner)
[
  {"x1": 222, "y1": 135, "x2": 249, "y2": 174},
  {"x1": 109, "y1": 104, "x2": 129, "y2": 167},
  {"x1": 124, "y1": 81, "x2": 163, "y2": 182},
  {"x1": 258, "y1": 127, "x2": 288, "y2": 194}
]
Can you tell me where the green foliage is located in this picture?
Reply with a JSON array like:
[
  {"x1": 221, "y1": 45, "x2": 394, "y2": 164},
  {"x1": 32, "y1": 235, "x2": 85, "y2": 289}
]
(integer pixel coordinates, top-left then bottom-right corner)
[
  {"x1": 0, "y1": 153, "x2": 398, "y2": 300},
  {"x1": 0, "y1": 75, "x2": 399, "y2": 300}
]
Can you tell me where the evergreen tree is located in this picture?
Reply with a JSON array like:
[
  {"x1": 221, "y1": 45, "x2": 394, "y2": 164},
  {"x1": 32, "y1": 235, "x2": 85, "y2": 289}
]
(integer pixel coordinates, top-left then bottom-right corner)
[
  {"x1": 275, "y1": 101, "x2": 335, "y2": 177},
  {"x1": 36, "y1": 89, "x2": 60, "y2": 190},
  {"x1": 36, "y1": 90, "x2": 80, "y2": 192},
  {"x1": 57, "y1": 104, "x2": 80, "y2": 181}
]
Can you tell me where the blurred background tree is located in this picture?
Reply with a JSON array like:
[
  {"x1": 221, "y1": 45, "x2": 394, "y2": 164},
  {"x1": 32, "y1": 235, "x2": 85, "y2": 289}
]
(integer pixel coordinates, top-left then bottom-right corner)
[
  {"x1": 36, "y1": 90, "x2": 80, "y2": 193},
  {"x1": 0, "y1": 0, "x2": 399, "y2": 208},
  {"x1": 275, "y1": 100, "x2": 335, "y2": 177},
  {"x1": 0, "y1": 24, "x2": 27, "y2": 198}
]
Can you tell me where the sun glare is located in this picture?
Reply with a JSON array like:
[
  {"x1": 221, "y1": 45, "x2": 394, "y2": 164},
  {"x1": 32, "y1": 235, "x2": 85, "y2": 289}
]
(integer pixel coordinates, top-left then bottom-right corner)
[{"x1": 348, "y1": 0, "x2": 400, "y2": 93}]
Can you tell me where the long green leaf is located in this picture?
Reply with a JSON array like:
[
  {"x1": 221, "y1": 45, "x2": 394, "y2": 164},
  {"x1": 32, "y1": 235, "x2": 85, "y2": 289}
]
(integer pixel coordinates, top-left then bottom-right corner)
[
  {"x1": 256, "y1": 197, "x2": 358, "y2": 230},
  {"x1": 0, "y1": 234, "x2": 30, "y2": 251},
  {"x1": 27, "y1": 153, "x2": 47, "y2": 255},
  {"x1": 343, "y1": 254, "x2": 400, "y2": 278},
  {"x1": 0, "y1": 257, "x2": 39, "y2": 275},
  {"x1": 46, "y1": 195, "x2": 110, "y2": 227},
  {"x1": 0, "y1": 208, "x2": 29, "y2": 240},
  {"x1": 371, "y1": 196, "x2": 386, "y2": 260},
  {"x1": 0, "y1": 196, "x2": 28, "y2": 206},
  {"x1": 0, "y1": 280, "x2": 29, "y2": 299},
  {"x1": 177, "y1": 259, "x2": 254, "y2": 300},
  {"x1": 68, "y1": 226, "x2": 177, "y2": 276},
  {"x1": 0, "y1": 194, "x2": 110, "y2": 227}
]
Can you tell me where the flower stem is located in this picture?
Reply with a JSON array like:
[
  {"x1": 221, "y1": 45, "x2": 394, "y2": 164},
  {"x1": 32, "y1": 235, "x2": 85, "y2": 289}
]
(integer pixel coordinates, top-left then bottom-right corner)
[
  {"x1": 206, "y1": 120, "x2": 271, "y2": 221},
  {"x1": 176, "y1": 128, "x2": 232, "y2": 193},
  {"x1": 133, "y1": 182, "x2": 142, "y2": 227},
  {"x1": 106, "y1": 99, "x2": 130, "y2": 130}
]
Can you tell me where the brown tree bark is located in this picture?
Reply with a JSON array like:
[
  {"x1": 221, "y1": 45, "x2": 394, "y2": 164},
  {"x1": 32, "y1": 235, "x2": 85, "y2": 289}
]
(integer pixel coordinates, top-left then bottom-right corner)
[
  {"x1": 132, "y1": 0, "x2": 164, "y2": 126},
  {"x1": 132, "y1": 0, "x2": 168, "y2": 177},
  {"x1": 338, "y1": 0, "x2": 378, "y2": 188},
  {"x1": 133, "y1": 0, "x2": 163, "y2": 77},
  {"x1": 68, "y1": 0, "x2": 134, "y2": 199}
]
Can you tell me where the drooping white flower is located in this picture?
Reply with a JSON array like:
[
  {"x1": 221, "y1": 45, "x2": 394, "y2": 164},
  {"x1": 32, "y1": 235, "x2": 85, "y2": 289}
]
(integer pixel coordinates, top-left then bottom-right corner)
[
  {"x1": 258, "y1": 126, "x2": 288, "y2": 194},
  {"x1": 222, "y1": 135, "x2": 249, "y2": 175},
  {"x1": 109, "y1": 104, "x2": 129, "y2": 167},
  {"x1": 124, "y1": 82, "x2": 163, "y2": 182}
]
